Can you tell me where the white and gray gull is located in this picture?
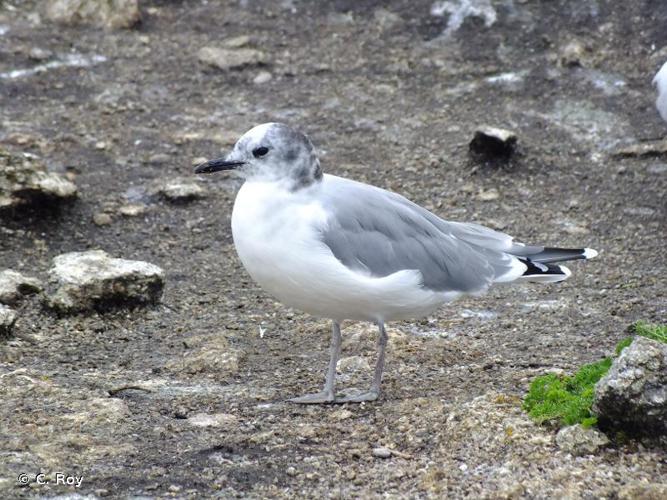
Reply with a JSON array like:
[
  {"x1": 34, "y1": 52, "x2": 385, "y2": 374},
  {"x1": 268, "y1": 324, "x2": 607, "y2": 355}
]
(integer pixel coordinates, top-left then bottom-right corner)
[{"x1": 194, "y1": 123, "x2": 598, "y2": 404}]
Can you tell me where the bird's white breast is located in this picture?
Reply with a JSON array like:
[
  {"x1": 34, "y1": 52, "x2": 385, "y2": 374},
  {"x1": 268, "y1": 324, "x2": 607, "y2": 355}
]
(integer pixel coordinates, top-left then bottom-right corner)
[{"x1": 230, "y1": 178, "x2": 452, "y2": 322}]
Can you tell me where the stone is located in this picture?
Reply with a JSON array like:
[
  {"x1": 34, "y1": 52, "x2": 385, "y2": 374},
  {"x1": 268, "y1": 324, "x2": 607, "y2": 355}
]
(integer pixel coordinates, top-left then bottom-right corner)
[
  {"x1": 92, "y1": 212, "x2": 113, "y2": 226},
  {"x1": 372, "y1": 447, "x2": 392, "y2": 459},
  {"x1": 46, "y1": 250, "x2": 165, "y2": 312},
  {"x1": 150, "y1": 177, "x2": 207, "y2": 202},
  {"x1": 28, "y1": 47, "x2": 52, "y2": 61},
  {"x1": 168, "y1": 335, "x2": 240, "y2": 378},
  {"x1": 613, "y1": 139, "x2": 667, "y2": 158},
  {"x1": 147, "y1": 153, "x2": 171, "y2": 165},
  {"x1": 188, "y1": 413, "x2": 238, "y2": 428},
  {"x1": 45, "y1": 0, "x2": 141, "y2": 30},
  {"x1": 559, "y1": 39, "x2": 588, "y2": 67},
  {"x1": 223, "y1": 35, "x2": 253, "y2": 48},
  {"x1": 0, "y1": 147, "x2": 77, "y2": 211},
  {"x1": 555, "y1": 424, "x2": 609, "y2": 456},
  {"x1": 336, "y1": 355, "x2": 371, "y2": 374},
  {"x1": 0, "y1": 270, "x2": 43, "y2": 305},
  {"x1": 198, "y1": 46, "x2": 268, "y2": 71},
  {"x1": 469, "y1": 127, "x2": 517, "y2": 158},
  {"x1": 253, "y1": 71, "x2": 273, "y2": 84},
  {"x1": 117, "y1": 204, "x2": 146, "y2": 217},
  {"x1": 593, "y1": 336, "x2": 667, "y2": 438},
  {"x1": 0, "y1": 305, "x2": 17, "y2": 336},
  {"x1": 477, "y1": 188, "x2": 499, "y2": 201}
]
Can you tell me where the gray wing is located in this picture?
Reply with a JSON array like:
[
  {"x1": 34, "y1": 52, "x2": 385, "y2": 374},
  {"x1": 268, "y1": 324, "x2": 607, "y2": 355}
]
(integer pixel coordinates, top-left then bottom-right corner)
[{"x1": 319, "y1": 175, "x2": 538, "y2": 293}]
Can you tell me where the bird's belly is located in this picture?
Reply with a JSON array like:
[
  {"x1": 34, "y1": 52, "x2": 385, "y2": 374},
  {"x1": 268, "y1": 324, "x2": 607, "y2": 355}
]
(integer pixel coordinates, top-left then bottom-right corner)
[{"x1": 230, "y1": 182, "x2": 454, "y2": 321}]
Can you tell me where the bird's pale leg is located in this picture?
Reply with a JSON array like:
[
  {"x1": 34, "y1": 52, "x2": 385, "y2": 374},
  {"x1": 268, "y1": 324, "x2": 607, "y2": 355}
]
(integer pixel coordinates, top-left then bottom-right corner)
[
  {"x1": 288, "y1": 321, "x2": 341, "y2": 404},
  {"x1": 335, "y1": 321, "x2": 387, "y2": 403}
]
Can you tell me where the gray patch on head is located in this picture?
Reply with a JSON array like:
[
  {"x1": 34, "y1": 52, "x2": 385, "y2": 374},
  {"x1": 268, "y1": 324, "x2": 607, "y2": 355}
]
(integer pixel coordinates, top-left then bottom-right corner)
[
  {"x1": 284, "y1": 148, "x2": 299, "y2": 163},
  {"x1": 264, "y1": 123, "x2": 321, "y2": 190}
]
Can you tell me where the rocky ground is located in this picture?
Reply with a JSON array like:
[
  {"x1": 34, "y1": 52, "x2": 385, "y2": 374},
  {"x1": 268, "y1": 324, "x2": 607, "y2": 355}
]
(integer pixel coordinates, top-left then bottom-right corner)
[{"x1": 1, "y1": 0, "x2": 666, "y2": 498}]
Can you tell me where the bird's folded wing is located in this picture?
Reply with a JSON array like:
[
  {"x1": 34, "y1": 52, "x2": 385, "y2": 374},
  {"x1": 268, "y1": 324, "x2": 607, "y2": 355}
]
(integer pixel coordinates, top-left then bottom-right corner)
[{"x1": 318, "y1": 175, "x2": 527, "y2": 293}]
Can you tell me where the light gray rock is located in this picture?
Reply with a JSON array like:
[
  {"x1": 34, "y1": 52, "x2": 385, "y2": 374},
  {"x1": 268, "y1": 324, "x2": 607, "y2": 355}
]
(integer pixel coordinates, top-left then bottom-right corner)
[
  {"x1": 336, "y1": 355, "x2": 371, "y2": 374},
  {"x1": 28, "y1": 47, "x2": 53, "y2": 61},
  {"x1": 0, "y1": 305, "x2": 17, "y2": 336},
  {"x1": 0, "y1": 270, "x2": 43, "y2": 305},
  {"x1": 593, "y1": 336, "x2": 667, "y2": 438},
  {"x1": 253, "y1": 71, "x2": 273, "y2": 85},
  {"x1": 45, "y1": 0, "x2": 141, "y2": 30},
  {"x1": 559, "y1": 39, "x2": 589, "y2": 67},
  {"x1": 0, "y1": 148, "x2": 77, "y2": 210},
  {"x1": 150, "y1": 177, "x2": 207, "y2": 202},
  {"x1": 167, "y1": 334, "x2": 240, "y2": 377},
  {"x1": 46, "y1": 250, "x2": 164, "y2": 312},
  {"x1": 198, "y1": 46, "x2": 268, "y2": 71},
  {"x1": 92, "y1": 212, "x2": 113, "y2": 226},
  {"x1": 613, "y1": 139, "x2": 667, "y2": 159},
  {"x1": 223, "y1": 35, "x2": 253, "y2": 49},
  {"x1": 555, "y1": 424, "x2": 609, "y2": 456},
  {"x1": 372, "y1": 447, "x2": 392, "y2": 459},
  {"x1": 188, "y1": 413, "x2": 238, "y2": 428}
]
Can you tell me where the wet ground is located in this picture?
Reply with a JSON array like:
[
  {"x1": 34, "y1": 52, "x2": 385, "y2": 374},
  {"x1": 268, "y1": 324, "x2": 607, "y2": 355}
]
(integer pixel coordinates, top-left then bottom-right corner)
[{"x1": 1, "y1": 0, "x2": 666, "y2": 498}]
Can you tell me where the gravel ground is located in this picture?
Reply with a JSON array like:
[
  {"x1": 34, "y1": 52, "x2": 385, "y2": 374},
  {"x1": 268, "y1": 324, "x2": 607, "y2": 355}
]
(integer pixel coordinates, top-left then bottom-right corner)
[{"x1": 1, "y1": 0, "x2": 666, "y2": 498}]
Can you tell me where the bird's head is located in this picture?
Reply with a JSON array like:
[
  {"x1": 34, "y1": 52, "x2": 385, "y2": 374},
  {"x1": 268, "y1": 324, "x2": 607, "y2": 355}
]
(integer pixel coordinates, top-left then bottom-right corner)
[{"x1": 194, "y1": 122, "x2": 322, "y2": 189}]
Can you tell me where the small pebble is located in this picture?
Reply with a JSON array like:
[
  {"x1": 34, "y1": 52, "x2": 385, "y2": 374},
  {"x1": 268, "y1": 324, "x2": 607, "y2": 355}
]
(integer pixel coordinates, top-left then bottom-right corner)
[
  {"x1": 93, "y1": 213, "x2": 113, "y2": 226},
  {"x1": 118, "y1": 204, "x2": 146, "y2": 217},
  {"x1": 28, "y1": 47, "x2": 52, "y2": 61},
  {"x1": 372, "y1": 447, "x2": 392, "y2": 459},
  {"x1": 253, "y1": 71, "x2": 273, "y2": 84},
  {"x1": 148, "y1": 153, "x2": 171, "y2": 165}
]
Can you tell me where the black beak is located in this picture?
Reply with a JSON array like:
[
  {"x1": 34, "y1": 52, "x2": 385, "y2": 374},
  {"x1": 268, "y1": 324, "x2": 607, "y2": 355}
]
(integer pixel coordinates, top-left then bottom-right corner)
[{"x1": 193, "y1": 158, "x2": 245, "y2": 174}]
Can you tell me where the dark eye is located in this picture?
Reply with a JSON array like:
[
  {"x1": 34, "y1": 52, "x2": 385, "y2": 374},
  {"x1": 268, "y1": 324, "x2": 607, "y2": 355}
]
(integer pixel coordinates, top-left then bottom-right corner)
[{"x1": 253, "y1": 146, "x2": 269, "y2": 158}]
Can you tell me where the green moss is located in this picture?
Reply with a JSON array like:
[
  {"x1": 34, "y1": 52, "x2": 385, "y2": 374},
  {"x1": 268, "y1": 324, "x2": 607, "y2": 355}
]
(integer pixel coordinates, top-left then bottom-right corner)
[
  {"x1": 615, "y1": 337, "x2": 633, "y2": 356},
  {"x1": 524, "y1": 321, "x2": 667, "y2": 429},
  {"x1": 523, "y1": 358, "x2": 612, "y2": 428},
  {"x1": 631, "y1": 321, "x2": 667, "y2": 344}
]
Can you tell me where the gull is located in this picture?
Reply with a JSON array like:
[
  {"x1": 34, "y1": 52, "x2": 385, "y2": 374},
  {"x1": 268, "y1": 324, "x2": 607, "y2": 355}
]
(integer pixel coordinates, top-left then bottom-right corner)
[
  {"x1": 654, "y1": 61, "x2": 667, "y2": 123},
  {"x1": 194, "y1": 123, "x2": 597, "y2": 404}
]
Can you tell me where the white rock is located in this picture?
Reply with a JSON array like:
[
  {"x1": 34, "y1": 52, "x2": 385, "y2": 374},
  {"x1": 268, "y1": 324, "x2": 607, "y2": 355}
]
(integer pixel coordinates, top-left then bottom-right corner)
[
  {"x1": 92, "y1": 212, "x2": 113, "y2": 226},
  {"x1": 223, "y1": 35, "x2": 253, "y2": 48},
  {"x1": 253, "y1": 71, "x2": 273, "y2": 85},
  {"x1": 188, "y1": 413, "x2": 238, "y2": 428},
  {"x1": 372, "y1": 447, "x2": 392, "y2": 458},
  {"x1": 555, "y1": 424, "x2": 609, "y2": 456},
  {"x1": 431, "y1": 0, "x2": 497, "y2": 38},
  {"x1": 47, "y1": 250, "x2": 164, "y2": 312},
  {"x1": 198, "y1": 46, "x2": 268, "y2": 71},
  {"x1": 336, "y1": 355, "x2": 371, "y2": 373},
  {"x1": 45, "y1": 0, "x2": 141, "y2": 30},
  {"x1": 117, "y1": 204, "x2": 146, "y2": 217},
  {"x1": 0, "y1": 269, "x2": 43, "y2": 305},
  {"x1": 28, "y1": 47, "x2": 52, "y2": 61},
  {"x1": 0, "y1": 304, "x2": 17, "y2": 336},
  {"x1": 151, "y1": 177, "x2": 206, "y2": 202},
  {"x1": 653, "y1": 61, "x2": 667, "y2": 124},
  {"x1": 0, "y1": 148, "x2": 77, "y2": 210}
]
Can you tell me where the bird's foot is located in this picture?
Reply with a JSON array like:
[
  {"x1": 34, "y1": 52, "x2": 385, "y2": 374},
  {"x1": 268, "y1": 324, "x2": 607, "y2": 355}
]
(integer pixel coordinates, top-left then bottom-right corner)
[
  {"x1": 288, "y1": 390, "x2": 335, "y2": 404},
  {"x1": 334, "y1": 388, "x2": 379, "y2": 404}
]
